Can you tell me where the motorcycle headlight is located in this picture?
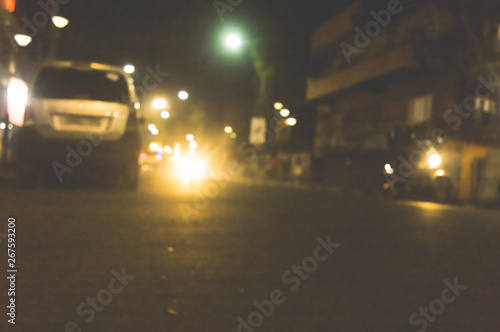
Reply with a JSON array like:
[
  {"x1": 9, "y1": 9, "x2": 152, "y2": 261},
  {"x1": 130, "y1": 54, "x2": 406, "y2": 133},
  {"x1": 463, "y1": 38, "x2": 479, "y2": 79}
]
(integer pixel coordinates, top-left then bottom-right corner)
[
  {"x1": 175, "y1": 158, "x2": 208, "y2": 182},
  {"x1": 435, "y1": 169, "x2": 445, "y2": 177},
  {"x1": 384, "y1": 163, "x2": 394, "y2": 174}
]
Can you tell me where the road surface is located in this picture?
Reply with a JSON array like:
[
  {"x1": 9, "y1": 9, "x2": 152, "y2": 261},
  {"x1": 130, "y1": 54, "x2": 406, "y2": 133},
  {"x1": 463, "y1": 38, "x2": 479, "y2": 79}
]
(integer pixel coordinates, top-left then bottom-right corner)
[{"x1": 0, "y1": 168, "x2": 499, "y2": 332}]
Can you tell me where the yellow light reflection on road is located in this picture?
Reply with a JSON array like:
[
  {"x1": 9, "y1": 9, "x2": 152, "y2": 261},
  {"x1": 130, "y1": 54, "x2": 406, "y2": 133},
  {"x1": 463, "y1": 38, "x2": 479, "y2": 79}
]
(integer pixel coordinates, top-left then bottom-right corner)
[{"x1": 400, "y1": 200, "x2": 455, "y2": 214}]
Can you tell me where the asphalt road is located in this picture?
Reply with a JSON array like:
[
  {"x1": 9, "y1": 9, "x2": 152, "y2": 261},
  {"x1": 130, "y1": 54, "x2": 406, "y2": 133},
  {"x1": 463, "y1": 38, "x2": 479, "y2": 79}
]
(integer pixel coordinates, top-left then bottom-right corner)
[{"x1": 1, "y1": 167, "x2": 499, "y2": 332}]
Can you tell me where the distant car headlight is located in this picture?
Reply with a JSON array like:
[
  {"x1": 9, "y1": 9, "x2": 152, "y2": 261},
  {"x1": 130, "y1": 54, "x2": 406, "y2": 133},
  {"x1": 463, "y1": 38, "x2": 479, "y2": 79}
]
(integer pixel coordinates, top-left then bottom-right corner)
[
  {"x1": 384, "y1": 163, "x2": 394, "y2": 175},
  {"x1": 435, "y1": 169, "x2": 445, "y2": 177},
  {"x1": 428, "y1": 154, "x2": 442, "y2": 169},
  {"x1": 175, "y1": 157, "x2": 208, "y2": 182},
  {"x1": 178, "y1": 159, "x2": 190, "y2": 171},
  {"x1": 193, "y1": 160, "x2": 206, "y2": 173}
]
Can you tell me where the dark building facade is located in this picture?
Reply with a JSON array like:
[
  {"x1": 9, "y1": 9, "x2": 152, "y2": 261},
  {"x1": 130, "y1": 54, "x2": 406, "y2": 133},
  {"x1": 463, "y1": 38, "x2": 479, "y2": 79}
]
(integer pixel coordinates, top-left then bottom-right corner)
[{"x1": 307, "y1": 0, "x2": 500, "y2": 201}]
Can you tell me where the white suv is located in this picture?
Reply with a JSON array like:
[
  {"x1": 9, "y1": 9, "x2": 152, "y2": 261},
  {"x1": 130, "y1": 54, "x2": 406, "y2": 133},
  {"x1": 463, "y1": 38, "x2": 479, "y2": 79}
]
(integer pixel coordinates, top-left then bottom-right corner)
[{"x1": 14, "y1": 61, "x2": 142, "y2": 189}]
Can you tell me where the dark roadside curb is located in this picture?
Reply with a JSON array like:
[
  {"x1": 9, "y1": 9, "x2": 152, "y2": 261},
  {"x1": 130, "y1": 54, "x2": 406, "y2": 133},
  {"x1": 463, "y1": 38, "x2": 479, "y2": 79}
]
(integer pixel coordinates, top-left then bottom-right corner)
[
  {"x1": 234, "y1": 177, "x2": 386, "y2": 197},
  {"x1": 232, "y1": 177, "x2": 500, "y2": 210}
]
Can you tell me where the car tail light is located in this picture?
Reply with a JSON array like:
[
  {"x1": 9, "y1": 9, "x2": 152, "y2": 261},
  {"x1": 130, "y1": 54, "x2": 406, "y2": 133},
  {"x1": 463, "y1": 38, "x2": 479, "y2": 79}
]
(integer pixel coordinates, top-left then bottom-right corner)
[{"x1": 7, "y1": 77, "x2": 28, "y2": 127}]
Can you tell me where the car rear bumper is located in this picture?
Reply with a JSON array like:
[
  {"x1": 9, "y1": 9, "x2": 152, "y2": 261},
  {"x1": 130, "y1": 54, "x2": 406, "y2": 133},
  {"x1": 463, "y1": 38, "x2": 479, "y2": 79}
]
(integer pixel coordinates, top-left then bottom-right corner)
[{"x1": 14, "y1": 126, "x2": 141, "y2": 169}]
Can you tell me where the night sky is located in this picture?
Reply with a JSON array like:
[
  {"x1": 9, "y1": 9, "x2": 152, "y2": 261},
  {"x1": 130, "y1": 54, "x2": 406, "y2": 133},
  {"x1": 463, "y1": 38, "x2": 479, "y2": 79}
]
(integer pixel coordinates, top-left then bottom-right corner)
[
  {"x1": 15, "y1": 0, "x2": 350, "y2": 137},
  {"x1": 54, "y1": 1, "x2": 345, "y2": 99}
]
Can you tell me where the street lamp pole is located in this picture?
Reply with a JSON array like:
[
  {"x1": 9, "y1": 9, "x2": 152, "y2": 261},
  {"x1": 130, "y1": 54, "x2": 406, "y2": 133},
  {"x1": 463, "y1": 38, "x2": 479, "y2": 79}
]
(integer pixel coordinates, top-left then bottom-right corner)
[
  {"x1": 223, "y1": 32, "x2": 274, "y2": 113},
  {"x1": 48, "y1": 16, "x2": 70, "y2": 59},
  {"x1": 249, "y1": 41, "x2": 273, "y2": 109},
  {"x1": 47, "y1": 21, "x2": 60, "y2": 60},
  {"x1": 259, "y1": 73, "x2": 267, "y2": 100}
]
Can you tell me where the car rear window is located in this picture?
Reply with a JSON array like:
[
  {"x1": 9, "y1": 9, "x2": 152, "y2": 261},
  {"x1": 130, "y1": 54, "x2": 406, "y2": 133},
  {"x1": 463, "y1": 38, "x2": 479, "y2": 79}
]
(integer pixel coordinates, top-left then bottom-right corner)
[{"x1": 32, "y1": 67, "x2": 130, "y2": 103}]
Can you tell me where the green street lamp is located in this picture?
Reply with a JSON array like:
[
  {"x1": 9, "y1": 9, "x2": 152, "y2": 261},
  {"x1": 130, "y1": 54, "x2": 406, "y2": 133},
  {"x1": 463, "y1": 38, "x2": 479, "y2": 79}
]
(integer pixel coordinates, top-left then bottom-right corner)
[{"x1": 224, "y1": 33, "x2": 243, "y2": 51}]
